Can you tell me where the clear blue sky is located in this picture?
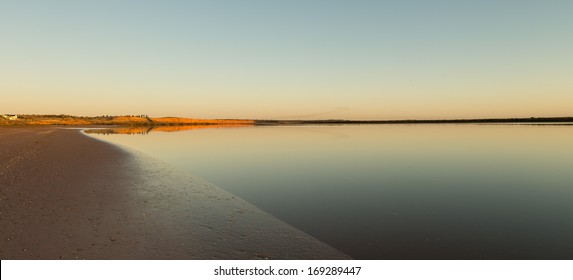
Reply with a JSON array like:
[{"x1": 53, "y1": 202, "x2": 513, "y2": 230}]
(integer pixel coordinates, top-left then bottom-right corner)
[{"x1": 1, "y1": 0, "x2": 572, "y2": 119}]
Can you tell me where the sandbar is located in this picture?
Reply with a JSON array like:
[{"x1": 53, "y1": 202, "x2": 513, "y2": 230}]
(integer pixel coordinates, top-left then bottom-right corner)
[{"x1": 0, "y1": 127, "x2": 349, "y2": 259}]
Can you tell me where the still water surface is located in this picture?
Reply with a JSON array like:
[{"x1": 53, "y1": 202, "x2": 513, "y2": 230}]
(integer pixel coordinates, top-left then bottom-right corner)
[{"x1": 88, "y1": 124, "x2": 573, "y2": 259}]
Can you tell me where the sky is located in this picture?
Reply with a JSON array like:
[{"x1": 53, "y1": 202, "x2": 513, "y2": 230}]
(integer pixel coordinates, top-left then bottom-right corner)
[{"x1": 1, "y1": 0, "x2": 572, "y2": 120}]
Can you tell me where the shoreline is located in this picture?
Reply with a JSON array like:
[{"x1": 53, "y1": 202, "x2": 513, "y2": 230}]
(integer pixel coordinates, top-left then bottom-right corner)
[
  {"x1": 0, "y1": 127, "x2": 349, "y2": 259},
  {"x1": 2, "y1": 115, "x2": 572, "y2": 127}
]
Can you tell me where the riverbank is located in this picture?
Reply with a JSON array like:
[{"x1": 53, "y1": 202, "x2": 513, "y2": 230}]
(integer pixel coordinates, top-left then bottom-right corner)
[{"x1": 0, "y1": 127, "x2": 349, "y2": 259}]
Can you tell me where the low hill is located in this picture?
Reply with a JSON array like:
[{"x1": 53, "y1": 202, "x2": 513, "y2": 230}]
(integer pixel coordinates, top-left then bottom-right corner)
[{"x1": 0, "y1": 114, "x2": 254, "y2": 126}]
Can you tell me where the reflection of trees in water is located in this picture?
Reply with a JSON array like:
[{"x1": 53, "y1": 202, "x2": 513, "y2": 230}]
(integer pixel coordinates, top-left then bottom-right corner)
[
  {"x1": 84, "y1": 127, "x2": 152, "y2": 135},
  {"x1": 84, "y1": 124, "x2": 253, "y2": 135}
]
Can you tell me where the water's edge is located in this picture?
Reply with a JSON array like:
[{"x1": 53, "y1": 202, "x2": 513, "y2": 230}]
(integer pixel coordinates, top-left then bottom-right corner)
[{"x1": 81, "y1": 128, "x2": 351, "y2": 259}]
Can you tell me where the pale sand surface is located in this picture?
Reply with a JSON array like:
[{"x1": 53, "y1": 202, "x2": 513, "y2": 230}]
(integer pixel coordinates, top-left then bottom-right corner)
[{"x1": 0, "y1": 127, "x2": 349, "y2": 259}]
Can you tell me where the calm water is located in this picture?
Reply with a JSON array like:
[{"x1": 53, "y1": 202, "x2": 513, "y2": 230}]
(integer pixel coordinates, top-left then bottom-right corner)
[{"x1": 88, "y1": 124, "x2": 573, "y2": 259}]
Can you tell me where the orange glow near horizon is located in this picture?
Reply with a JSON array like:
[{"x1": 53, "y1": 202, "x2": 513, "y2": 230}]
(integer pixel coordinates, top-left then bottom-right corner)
[{"x1": 1, "y1": 1, "x2": 572, "y2": 119}]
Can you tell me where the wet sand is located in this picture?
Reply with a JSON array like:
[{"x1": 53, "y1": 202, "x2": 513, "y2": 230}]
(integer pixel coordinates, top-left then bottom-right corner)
[{"x1": 0, "y1": 127, "x2": 349, "y2": 259}]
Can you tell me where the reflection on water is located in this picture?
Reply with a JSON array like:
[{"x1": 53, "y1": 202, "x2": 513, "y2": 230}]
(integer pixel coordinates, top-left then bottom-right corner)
[
  {"x1": 85, "y1": 124, "x2": 254, "y2": 135},
  {"x1": 87, "y1": 124, "x2": 573, "y2": 259}
]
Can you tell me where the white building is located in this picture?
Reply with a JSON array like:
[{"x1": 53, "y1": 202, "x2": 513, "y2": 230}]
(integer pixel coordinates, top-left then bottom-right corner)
[{"x1": 2, "y1": 114, "x2": 18, "y2": 120}]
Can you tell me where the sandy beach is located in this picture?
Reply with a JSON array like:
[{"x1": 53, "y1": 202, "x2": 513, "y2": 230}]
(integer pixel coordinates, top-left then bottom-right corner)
[{"x1": 0, "y1": 127, "x2": 349, "y2": 259}]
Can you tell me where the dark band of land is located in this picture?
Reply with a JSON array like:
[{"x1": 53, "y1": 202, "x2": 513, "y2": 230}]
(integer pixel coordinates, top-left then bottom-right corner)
[
  {"x1": 0, "y1": 127, "x2": 349, "y2": 259},
  {"x1": 1, "y1": 114, "x2": 572, "y2": 127},
  {"x1": 256, "y1": 117, "x2": 573, "y2": 125}
]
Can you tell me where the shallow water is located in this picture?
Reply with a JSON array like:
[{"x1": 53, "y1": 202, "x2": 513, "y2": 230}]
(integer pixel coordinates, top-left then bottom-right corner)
[{"x1": 88, "y1": 124, "x2": 573, "y2": 259}]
